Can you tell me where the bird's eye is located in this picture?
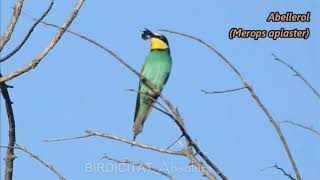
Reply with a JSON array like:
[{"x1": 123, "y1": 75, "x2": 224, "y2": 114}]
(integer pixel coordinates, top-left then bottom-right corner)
[{"x1": 141, "y1": 33, "x2": 149, "y2": 40}]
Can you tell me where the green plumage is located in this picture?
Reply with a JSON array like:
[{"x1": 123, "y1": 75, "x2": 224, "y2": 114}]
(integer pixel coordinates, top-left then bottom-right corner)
[{"x1": 133, "y1": 49, "x2": 172, "y2": 140}]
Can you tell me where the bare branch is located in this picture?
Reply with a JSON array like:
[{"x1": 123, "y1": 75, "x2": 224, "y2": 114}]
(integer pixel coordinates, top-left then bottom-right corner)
[
  {"x1": 0, "y1": 0, "x2": 54, "y2": 63},
  {"x1": 185, "y1": 148, "x2": 217, "y2": 180},
  {"x1": 102, "y1": 155, "x2": 174, "y2": 180},
  {"x1": 26, "y1": 17, "x2": 142, "y2": 77},
  {"x1": 166, "y1": 134, "x2": 184, "y2": 150},
  {"x1": 14, "y1": 144, "x2": 66, "y2": 180},
  {"x1": 0, "y1": 0, "x2": 24, "y2": 51},
  {"x1": 261, "y1": 163, "x2": 296, "y2": 180},
  {"x1": 201, "y1": 86, "x2": 247, "y2": 94},
  {"x1": 158, "y1": 93, "x2": 227, "y2": 180},
  {"x1": 45, "y1": 130, "x2": 185, "y2": 156},
  {"x1": 29, "y1": 20, "x2": 227, "y2": 180},
  {"x1": 278, "y1": 120, "x2": 320, "y2": 137},
  {"x1": 0, "y1": 73, "x2": 16, "y2": 180},
  {"x1": 43, "y1": 134, "x2": 93, "y2": 142},
  {"x1": 159, "y1": 29, "x2": 302, "y2": 180},
  {"x1": 272, "y1": 53, "x2": 320, "y2": 99},
  {"x1": 44, "y1": 129, "x2": 217, "y2": 179},
  {"x1": 0, "y1": 0, "x2": 86, "y2": 83}
]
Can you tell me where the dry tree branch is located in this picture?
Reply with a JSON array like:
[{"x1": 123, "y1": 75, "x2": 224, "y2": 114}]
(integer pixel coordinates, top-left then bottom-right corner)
[
  {"x1": 272, "y1": 53, "x2": 320, "y2": 99},
  {"x1": 102, "y1": 155, "x2": 174, "y2": 180},
  {"x1": 159, "y1": 29, "x2": 302, "y2": 180},
  {"x1": 261, "y1": 163, "x2": 296, "y2": 180},
  {"x1": 165, "y1": 134, "x2": 184, "y2": 150},
  {"x1": 0, "y1": 0, "x2": 24, "y2": 51},
  {"x1": 14, "y1": 144, "x2": 65, "y2": 180},
  {"x1": 45, "y1": 130, "x2": 185, "y2": 156},
  {"x1": 278, "y1": 120, "x2": 320, "y2": 137},
  {"x1": 185, "y1": 147, "x2": 217, "y2": 180},
  {"x1": 0, "y1": 0, "x2": 54, "y2": 63},
  {"x1": 45, "y1": 130, "x2": 217, "y2": 180},
  {"x1": 28, "y1": 20, "x2": 226, "y2": 180},
  {"x1": 0, "y1": 0, "x2": 86, "y2": 83},
  {"x1": 0, "y1": 145, "x2": 65, "y2": 180},
  {"x1": 157, "y1": 99, "x2": 225, "y2": 180},
  {"x1": 0, "y1": 73, "x2": 16, "y2": 180},
  {"x1": 201, "y1": 86, "x2": 247, "y2": 94},
  {"x1": 125, "y1": 89, "x2": 222, "y2": 179},
  {"x1": 84, "y1": 130, "x2": 187, "y2": 156},
  {"x1": 43, "y1": 134, "x2": 94, "y2": 142}
]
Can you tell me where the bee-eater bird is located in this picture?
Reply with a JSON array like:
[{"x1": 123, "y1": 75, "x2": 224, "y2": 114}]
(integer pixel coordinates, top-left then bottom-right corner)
[{"x1": 133, "y1": 29, "x2": 172, "y2": 141}]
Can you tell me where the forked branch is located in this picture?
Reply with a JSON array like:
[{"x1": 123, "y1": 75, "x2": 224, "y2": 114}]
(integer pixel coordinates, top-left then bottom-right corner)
[
  {"x1": 0, "y1": 0, "x2": 54, "y2": 63},
  {"x1": 261, "y1": 163, "x2": 296, "y2": 180},
  {"x1": 0, "y1": 0, "x2": 86, "y2": 83}
]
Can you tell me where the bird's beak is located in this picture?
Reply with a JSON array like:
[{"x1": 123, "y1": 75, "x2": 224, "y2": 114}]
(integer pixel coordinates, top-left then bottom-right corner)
[{"x1": 141, "y1": 28, "x2": 154, "y2": 40}]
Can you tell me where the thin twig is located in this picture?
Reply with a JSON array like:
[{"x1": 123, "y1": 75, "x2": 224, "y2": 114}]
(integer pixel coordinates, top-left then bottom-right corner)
[
  {"x1": 201, "y1": 86, "x2": 247, "y2": 94},
  {"x1": 159, "y1": 29, "x2": 302, "y2": 180},
  {"x1": 45, "y1": 130, "x2": 185, "y2": 156},
  {"x1": 102, "y1": 155, "x2": 174, "y2": 180},
  {"x1": 261, "y1": 163, "x2": 296, "y2": 180},
  {"x1": 26, "y1": 17, "x2": 142, "y2": 77},
  {"x1": 278, "y1": 120, "x2": 320, "y2": 137},
  {"x1": 0, "y1": 0, "x2": 24, "y2": 51},
  {"x1": 14, "y1": 144, "x2": 65, "y2": 180},
  {"x1": 0, "y1": 0, "x2": 54, "y2": 63},
  {"x1": 43, "y1": 134, "x2": 93, "y2": 142},
  {"x1": 0, "y1": 73, "x2": 16, "y2": 180},
  {"x1": 166, "y1": 134, "x2": 184, "y2": 150},
  {"x1": 28, "y1": 20, "x2": 226, "y2": 180},
  {"x1": 272, "y1": 53, "x2": 320, "y2": 99},
  {"x1": 0, "y1": 0, "x2": 86, "y2": 83}
]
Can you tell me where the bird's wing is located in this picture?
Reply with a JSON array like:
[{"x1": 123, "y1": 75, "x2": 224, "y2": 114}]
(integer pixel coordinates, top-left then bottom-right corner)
[
  {"x1": 132, "y1": 61, "x2": 159, "y2": 138},
  {"x1": 132, "y1": 53, "x2": 172, "y2": 140}
]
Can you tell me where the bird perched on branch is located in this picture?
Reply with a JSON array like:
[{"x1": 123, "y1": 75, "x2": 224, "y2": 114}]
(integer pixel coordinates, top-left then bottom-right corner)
[{"x1": 133, "y1": 29, "x2": 172, "y2": 141}]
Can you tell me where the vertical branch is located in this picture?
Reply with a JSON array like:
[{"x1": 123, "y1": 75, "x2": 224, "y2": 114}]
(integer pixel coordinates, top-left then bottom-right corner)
[
  {"x1": 159, "y1": 29, "x2": 302, "y2": 180},
  {"x1": 0, "y1": 0, "x2": 24, "y2": 51},
  {"x1": 0, "y1": 73, "x2": 16, "y2": 180}
]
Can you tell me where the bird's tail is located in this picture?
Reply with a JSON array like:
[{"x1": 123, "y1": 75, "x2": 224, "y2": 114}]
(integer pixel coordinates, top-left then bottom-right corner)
[{"x1": 132, "y1": 102, "x2": 153, "y2": 142}]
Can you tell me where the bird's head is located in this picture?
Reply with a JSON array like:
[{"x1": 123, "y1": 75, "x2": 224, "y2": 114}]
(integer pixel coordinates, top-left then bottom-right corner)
[{"x1": 141, "y1": 28, "x2": 169, "y2": 50}]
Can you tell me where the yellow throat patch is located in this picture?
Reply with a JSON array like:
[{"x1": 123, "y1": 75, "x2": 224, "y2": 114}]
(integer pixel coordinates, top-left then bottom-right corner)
[{"x1": 150, "y1": 37, "x2": 168, "y2": 50}]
